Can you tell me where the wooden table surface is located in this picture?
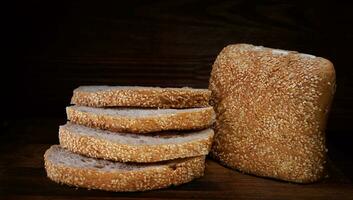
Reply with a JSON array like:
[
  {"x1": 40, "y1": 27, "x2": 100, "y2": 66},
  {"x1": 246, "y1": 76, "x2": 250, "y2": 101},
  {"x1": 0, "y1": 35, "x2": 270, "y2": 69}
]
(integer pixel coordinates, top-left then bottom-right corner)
[
  {"x1": 4, "y1": 0, "x2": 353, "y2": 199},
  {"x1": 0, "y1": 119, "x2": 352, "y2": 200}
]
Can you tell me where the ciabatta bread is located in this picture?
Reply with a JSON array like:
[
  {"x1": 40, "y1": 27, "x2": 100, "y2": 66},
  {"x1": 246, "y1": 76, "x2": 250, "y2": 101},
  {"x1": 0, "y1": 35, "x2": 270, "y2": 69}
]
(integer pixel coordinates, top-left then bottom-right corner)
[
  {"x1": 44, "y1": 145, "x2": 205, "y2": 192},
  {"x1": 71, "y1": 86, "x2": 211, "y2": 108},
  {"x1": 59, "y1": 123, "x2": 214, "y2": 162},
  {"x1": 209, "y1": 44, "x2": 335, "y2": 183},
  {"x1": 66, "y1": 106, "x2": 215, "y2": 133}
]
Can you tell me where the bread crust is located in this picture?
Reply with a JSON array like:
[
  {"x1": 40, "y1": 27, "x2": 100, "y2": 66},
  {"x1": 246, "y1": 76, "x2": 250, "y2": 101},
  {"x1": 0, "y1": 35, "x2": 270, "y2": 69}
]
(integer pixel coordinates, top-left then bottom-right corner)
[
  {"x1": 209, "y1": 44, "x2": 336, "y2": 183},
  {"x1": 44, "y1": 146, "x2": 205, "y2": 192},
  {"x1": 71, "y1": 86, "x2": 211, "y2": 108},
  {"x1": 59, "y1": 125, "x2": 214, "y2": 162},
  {"x1": 66, "y1": 106, "x2": 215, "y2": 133}
]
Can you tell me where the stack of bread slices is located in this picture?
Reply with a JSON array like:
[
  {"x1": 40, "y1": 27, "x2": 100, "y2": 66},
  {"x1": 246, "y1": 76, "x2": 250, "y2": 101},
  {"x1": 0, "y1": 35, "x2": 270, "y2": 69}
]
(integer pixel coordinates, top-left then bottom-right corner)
[{"x1": 44, "y1": 86, "x2": 215, "y2": 192}]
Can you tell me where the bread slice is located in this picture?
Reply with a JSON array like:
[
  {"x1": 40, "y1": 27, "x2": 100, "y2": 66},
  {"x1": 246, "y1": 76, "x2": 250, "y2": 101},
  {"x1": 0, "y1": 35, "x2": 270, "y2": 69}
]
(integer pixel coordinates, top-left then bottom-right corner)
[
  {"x1": 209, "y1": 44, "x2": 336, "y2": 183},
  {"x1": 59, "y1": 123, "x2": 214, "y2": 162},
  {"x1": 66, "y1": 106, "x2": 215, "y2": 133},
  {"x1": 44, "y1": 145, "x2": 205, "y2": 192},
  {"x1": 71, "y1": 86, "x2": 211, "y2": 108}
]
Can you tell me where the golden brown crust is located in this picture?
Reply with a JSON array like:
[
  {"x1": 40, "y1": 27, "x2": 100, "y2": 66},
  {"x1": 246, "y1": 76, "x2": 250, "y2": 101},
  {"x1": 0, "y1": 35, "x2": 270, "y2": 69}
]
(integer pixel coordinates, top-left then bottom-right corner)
[
  {"x1": 209, "y1": 44, "x2": 336, "y2": 183},
  {"x1": 59, "y1": 126, "x2": 214, "y2": 162},
  {"x1": 71, "y1": 86, "x2": 211, "y2": 108},
  {"x1": 66, "y1": 106, "x2": 215, "y2": 133},
  {"x1": 44, "y1": 148, "x2": 205, "y2": 192}
]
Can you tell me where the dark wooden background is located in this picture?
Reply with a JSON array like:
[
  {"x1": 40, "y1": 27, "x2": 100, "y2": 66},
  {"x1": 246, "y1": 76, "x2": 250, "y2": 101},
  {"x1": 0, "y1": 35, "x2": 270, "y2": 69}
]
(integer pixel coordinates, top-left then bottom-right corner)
[{"x1": 2, "y1": 0, "x2": 353, "y2": 199}]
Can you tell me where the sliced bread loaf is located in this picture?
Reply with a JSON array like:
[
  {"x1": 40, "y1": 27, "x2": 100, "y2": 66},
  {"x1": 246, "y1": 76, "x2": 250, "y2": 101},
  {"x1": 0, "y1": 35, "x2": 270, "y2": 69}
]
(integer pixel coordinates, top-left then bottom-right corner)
[
  {"x1": 66, "y1": 106, "x2": 215, "y2": 133},
  {"x1": 59, "y1": 123, "x2": 214, "y2": 162},
  {"x1": 44, "y1": 145, "x2": 205, "y2": 192},
  {"x1": 71, "y1": 86, "x2": 211, "y2": 108}
]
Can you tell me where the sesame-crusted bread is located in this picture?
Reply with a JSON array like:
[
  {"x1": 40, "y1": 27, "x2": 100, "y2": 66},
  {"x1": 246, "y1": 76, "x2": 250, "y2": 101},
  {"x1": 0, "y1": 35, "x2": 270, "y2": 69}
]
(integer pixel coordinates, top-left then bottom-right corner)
[
  {"x1": 44, "y1": 145, "x2": 205, "y2": 192},
  {"x1": 66, "y1": 106, "x2": 215, "y2": 133},
  {"x1": 59, "y1": 123, "x2": 214, "y2": 162},
  {"x1": 71, "y1": 86, "x2": 211, "y2": 108},
  {"x1": 209, "y1": 44, "x2": 336, "y2": 183}
]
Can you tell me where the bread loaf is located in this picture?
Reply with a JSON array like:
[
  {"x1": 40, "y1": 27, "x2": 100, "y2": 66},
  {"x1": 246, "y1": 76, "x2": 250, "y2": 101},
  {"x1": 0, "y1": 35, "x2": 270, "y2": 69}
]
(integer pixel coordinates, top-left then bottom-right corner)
[
  {"x1": 59, "y1": 123, "x2": 214, "y2": 162},
  {"x1": 209, "y1": 44, "x2": 335, "y2": 183},
  {"x1": 71, "y1": 86, "x2": 211, "y2": 108},
  {"x1": 44, "y1": 145, "x2": 205, "y2": 192},
  {"x1": 66, "y1": 106, "x2": 215, "y2": 133}
]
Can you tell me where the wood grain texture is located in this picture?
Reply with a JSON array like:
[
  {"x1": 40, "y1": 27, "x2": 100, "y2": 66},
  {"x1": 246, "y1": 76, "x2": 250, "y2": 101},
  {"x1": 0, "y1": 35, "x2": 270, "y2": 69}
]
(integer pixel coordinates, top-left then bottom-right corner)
[
  {"x1": 3, "y1": 0, "x2": 353, "y2": 199},
  {"x1": 7, "y1": 0, "x2": 353, "y2": 132},
  {"x1": 0, "y1": 119, "x2": 352, "y2": 200}
]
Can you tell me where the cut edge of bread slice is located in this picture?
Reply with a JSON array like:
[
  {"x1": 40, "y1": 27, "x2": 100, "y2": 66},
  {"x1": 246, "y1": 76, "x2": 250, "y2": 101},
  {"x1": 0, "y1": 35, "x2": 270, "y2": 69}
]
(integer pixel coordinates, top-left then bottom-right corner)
[
  {"x1": 66, "y1": 106, "x2": 215, "y2": 133},
  {"x1": 59, "y1": 123, "x2": 214, "y2": 162},
  {"x1": 44, "y1": 145, "x2": 205, "y2": 192},
  {"x1": 71, "y1": 86, "x2": 211, "y2": 108}
]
